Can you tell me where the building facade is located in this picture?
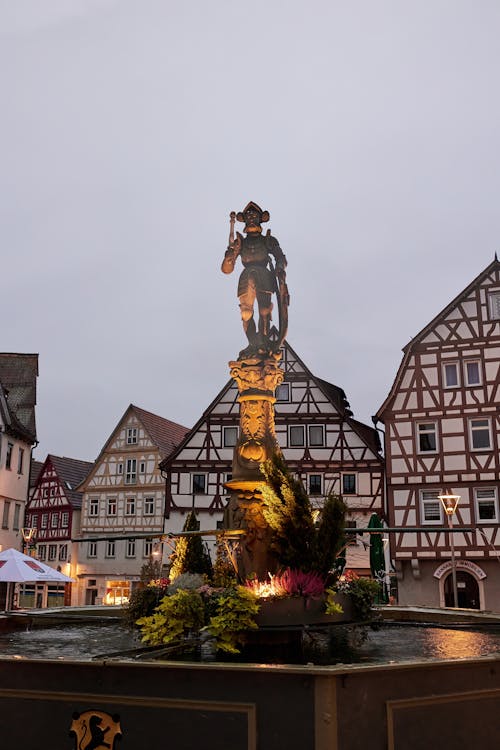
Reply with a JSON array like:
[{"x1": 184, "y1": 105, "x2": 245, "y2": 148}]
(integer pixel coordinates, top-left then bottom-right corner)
[
  {"x1": 77, "y1": 405, "x2": 188, "y2": 605},
  {"x1": 24, "y1": 454, "x2": 93, "y2": 607},
  {"x1": 376, "y1": 259, "x2": 500, "y2": 610},
  {"x1": 161, "y1": 340, "x2": 385, "y2": 572}
]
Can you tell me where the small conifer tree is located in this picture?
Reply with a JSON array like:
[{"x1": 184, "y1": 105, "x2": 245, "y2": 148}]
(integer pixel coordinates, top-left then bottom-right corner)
[{"x1": 169, "y1": 510, "x2": 213, "y2": 581}]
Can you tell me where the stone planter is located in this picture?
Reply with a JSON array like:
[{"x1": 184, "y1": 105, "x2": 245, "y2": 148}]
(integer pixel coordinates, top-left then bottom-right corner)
[{"x1": 255, "y1": 593, "x2": 353, "y2": 627}]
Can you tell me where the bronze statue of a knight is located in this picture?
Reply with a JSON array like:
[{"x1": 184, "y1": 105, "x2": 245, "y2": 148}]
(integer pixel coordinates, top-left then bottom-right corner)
[{"x1": 221, "y1": 202, "x2": 289, "y2": 357}]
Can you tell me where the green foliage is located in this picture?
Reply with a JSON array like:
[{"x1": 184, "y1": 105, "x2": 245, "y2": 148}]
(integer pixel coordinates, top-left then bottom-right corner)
[
  {"x1": 125, "y1": 584, "x2": 167, "y2": 629},
  {"x1": 206, "y1": 586, "x2": 260, "y2": 654},
  {"x1": 169, "y1": 511, "x2": 213, "y2": 581},
  {"x1": 260, "y1": 453, "x2": 346, "y2": 576},
  {"x1": 139, "y1": 556, "x2": 163, "y2": 584},
  {"x1": 324, "y1": 587, "x2": 344, "y2": 615},
  {"x1": 212, "y1": 538, "x2": 238, "y2": 588},
  {"x1": 343, "y1": 576, "x2": 381, "y2": 621},
  {"x1": 137, "y1": 588, "x2": 205, "y2": 646}
]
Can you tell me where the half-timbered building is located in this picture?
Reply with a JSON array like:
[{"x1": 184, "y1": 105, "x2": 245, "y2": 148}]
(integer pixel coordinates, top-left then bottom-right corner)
[
  {"x1": 77, "y1": 405, "x2": 188, "y2": 605},
  {"x1": 23, "y1": 455, "x2": 93, "y2": 607},
  {"x1": 376, "y1": 258, "x2": 500, "y2": 610},
  {"x1": 160, "y1": 340, "x2": 384, "y2": 572}
]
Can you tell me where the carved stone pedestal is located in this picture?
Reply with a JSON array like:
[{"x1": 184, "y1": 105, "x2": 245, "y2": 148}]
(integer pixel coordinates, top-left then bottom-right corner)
[{"x1": 224, "y1": 353, "x2": 284, "y2": 580}]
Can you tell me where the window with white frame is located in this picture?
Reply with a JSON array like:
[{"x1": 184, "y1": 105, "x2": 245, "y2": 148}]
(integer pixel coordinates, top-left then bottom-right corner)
[
  {"x1": 41, "y1": 513, "x2": 48, "y2": 528},
  {"x1": 87, "y1": 541, "x2": 97, "y2": 558},
  {"x1": 61, "y1": 512, "x2": 69, "y2": 528},
  {"x1": 308, "y1": 474, "x2": 322, "y2": 495},
  {"x1": 106, "y1": 540, "x2": 116, "y2": 558},
  {"x1": 139, "y1": 461, "x2": 146, "y2": 474},
  {"x1": 417, "y1": 422, "x2": 438, "y2": 453},
  {"x1": 289, "y1": 425, "x2": 305, "y2": 447},
  {"x1": 1, "y1": 500, "x2": 10, "y2": 529},
  {"x1": 488, "y1": 291, "x2": 500, "y2": 320},
  {"x1": 275, "y1": 383, "x2": 290, "y2": 402},
  {"x1": 126, "y1": 427, "x2": 138, "y2": 444},
  {"x1": 143, "y1": 538, "x2": 153, "y2": 557},
  {"x1": 125, "y1": 458, "x2": 137, "y2": 484},
  {"x1": 51, "y1": 513, "x2": 59, "y2": 528},
  {"x1": 117, "y1": 462, "x2": 123, "y2": 475},
  {"x1": 420, "y1": 490, "x2": 442, "y2": 524},
  {"x1": 125, "y1": 497, "x2": 136, "y2": 516},
  {"x1": 474, "y1": 488, "x2": 498, "y2": 522},
  {"x1": 465, "y1": 360, "x2": 481, "y2": 387},
  {"x1": 469, "y1": 418, "x2": 492, "y2": 450},
  {"x1": 13, "y1": 504, "x2": 21, "y2": 531},
  {"x1": 309, "y1": 425, "x2": 325, "y2": 447},
  {"x1": 89, "y1": 498, "x2": 99, "y2": 517},
  {"x1": 59, "y1": 544, "x2": 68, "y2": 561},
  {"x1": 126, "y1": 538, "x2": 136, "y2": 558},
  {"x1": 192, "y1": 474, "x2": 206, "y2": 494},
  {"x1": 144, "y1": 497, "x2": 155, "y2": 516},
  {"x1": 342, "y1": 474, "x2": 357, "y2": 495},
  {"x1": 107, "y1": 497, "x2": 117, "y2": 516},
  {"x1": 223, "y1": 426, "x2": 238, "y2": 448},
  {"x1": 48, "y1": 544, "x2": 57, "y2": 561},
  {"x1": 38, "y1": 545, "x2": 47, "y2": 561},
  {"x1": 443, "y1": 362, "x2": 459, "y2": 388},
  {"x1": 32, "y1": 514, "x2": 38, "y2": 528}
]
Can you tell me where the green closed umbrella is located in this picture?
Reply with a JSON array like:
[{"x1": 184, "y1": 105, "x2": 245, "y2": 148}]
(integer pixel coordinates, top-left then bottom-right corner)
[{"x1": 368, "y1": 513, "x2": 388, "y2": 603}]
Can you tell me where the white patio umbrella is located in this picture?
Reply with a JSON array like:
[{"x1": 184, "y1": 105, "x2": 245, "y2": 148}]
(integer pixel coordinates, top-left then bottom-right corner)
[{"x1": 0, "y1": 548, "x2": 74, "y2": 610}]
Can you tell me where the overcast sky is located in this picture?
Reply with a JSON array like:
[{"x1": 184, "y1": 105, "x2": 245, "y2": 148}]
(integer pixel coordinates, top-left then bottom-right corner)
[{"x1": 2, "y1": 1, "x2": 500, "y2": 462}]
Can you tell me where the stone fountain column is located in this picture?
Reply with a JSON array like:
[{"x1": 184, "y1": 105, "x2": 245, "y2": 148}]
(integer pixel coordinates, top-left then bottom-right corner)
[{"x1": 224, "y1": 353, "x2": 284, "y2": 580}]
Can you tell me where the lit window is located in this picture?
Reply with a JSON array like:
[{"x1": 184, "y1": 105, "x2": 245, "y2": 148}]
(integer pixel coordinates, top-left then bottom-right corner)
[
  {"x1": 342, "y1": 474, "x2": 357, "y2": 495},
  {"x1": 106, "y1": 541, "x2": 116, "y2": 558},
  {"x1": 48, "y1": 544, "x2": 57, "y2": 561},
  {"x1": 144, "y1": 497, "x2": 154, "y2": 516},
  {"x1": 289, "y1": 426, "x2": 305, "y2": 447},
  {"x1": 488, "y1": 291, "x2": 500, "y2": 320},
  {"x1": 88, "y1": 542, "x2": 97, "y2": 558},
  {"x1": 107, "y1": 498, "x2": 117, "y2": 516},
  {"x1": 126, "y1": 539, "x2": 136, "y2": 558},
  {"x1": 59, "y1": 544, "x2": 68, "y2": 561},
  {"x1": 5, "y1": 442, "x2": 13, "y2": 470},
  {"x1": 89, "y1": 498, "x2": 99, "y2": 517},
  {"x1": 475, "y1": 488, "x2": 498, "y2": 522},
  {"x1": 125, "y1": 497, "x2": 136, "y2": 516},
  {"x1": 126, "y1": 428, "x2": 138, "y2": 444},
  {"x1": 125, "y1": 459, "x2": 137, "y2": 484},
  {"x1": 193, "y1": 474, "x2": 206, "y2": 494},
  {"x1": 309, "y1": 425, "x2": 325, "y2": 447},
  {"x1": 308, "y1": 475, "x2": 322, "y2": 495},
  {"x1": 421, "y1": 490, "x2": 442, "y2": 524},
  {"x1": 470, "y1": 418, "x2": 491, "y2": 450},
  {"x1": 417, "y1": 422, "x2": 438, "y2": 453},
  {"x1": 275, "y1": 383, "x2": 290, "y2": 402},
  {"x1": 443, "y1": 362, "x2": 459, "y2": 388},
  {"x1": 223, "y1": 426, "x2": 238, "y2": 448},
  {"x1": 465, "y1": 361, "x2": 481, "y2": 386}
]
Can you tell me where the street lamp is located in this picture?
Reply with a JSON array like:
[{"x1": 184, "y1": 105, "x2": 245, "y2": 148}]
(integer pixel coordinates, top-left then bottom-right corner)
[{"x1": 438, "y1": 490, "x2": 460, "y2": 608}]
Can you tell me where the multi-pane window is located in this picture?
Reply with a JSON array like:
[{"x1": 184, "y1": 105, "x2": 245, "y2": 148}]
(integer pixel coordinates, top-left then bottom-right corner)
[
  {"x1": 41, "y1": 513, "x2": 48, "y2": 528},
  {"x1": 475, "y1": 488, "x2": 498, "y2": 522},
  {"x1": 2, "y1": 500, "x2": 10, "y2": 529},
  {"x1": 61, "y1": 512, "x2": 69, "y2": 528},
  {"x1": 342, "y1": 474, "x2": 357, "y2": 495},
  {"x1": 5, "y1": 442, "x2": 13, "y2": 470},
  {"x1": 59, "y1": 544, "x2": 68, "y2": 561},
  {"x1": 275, "y1": 383, "x2": 290, "y2": 402},
  {"x1": 51, "y1": 513, "x2": 59, "y2": 528},
  {"x1": 192, "y1": 474, "x2": 206, "y2": 494},
  {"x1": 488, "y1": 291, "x2": 500, "y2": 320},
  {"x1": 89, "y1": 498, "x2": 99, "y2": 517},
  {"x1": 223, "y1": 426, "x2": 238, "y2": 448},
  {"x1": 309, "y1": 425, "x2": 325, "y2": 447},
  {"x1": 48, "y1": 544, "x2": 57, "y2": 561},
  {"x1": 465, "y1": 361, "x2": 481, "y2": 386},
  {"x1": 126, "y1": 427, "x2": 138, "y2": 444},
  {"x1": 87, "y1": 541, "x2": 97, "y2": 558},
  {"x1": 308, "y1": 474, "x2": 322, "y2": 495},
  {"x1": 31, "y1": 514, "x2": 38, "y2": 528},
  {"x1": 470, "y1": 418, "x2": 491, "y2": 450},
  {"x1": 13, "y1": 504, "x2": 21, "y2": 531},
  {"x1": 106, "y1": 541, "x2": 116, "y2": 558},
  {"x1": 289, "y1": 425, "x2": 305, "y2": 447},
  {"x1": 125, "y1": 497, "x2": 136, "y2": 516},
  {"x1": 143, "y1": 538, "x2": 153, "y2": 558},
  {"x1": 417, "y1": 422, "x2": 438, "y2": 453},
  {"x1": 144, "y1": 497, "x2": 155, "y2": 516},
  {"x1": 125, "y1": 459, "x2": 137, "y2": 484},
  {"x1": 17, "y1": 448, "x2": 24, "y2": 474},
  {"x1": 38, "y1": 545, "x2": 47, "y2": 561},
  {"x1": 443, "y1": 362, "x2": 459, "y2": 388},
  {"x1": 420, "y1": 490, "x2": 442, "y2": 524},
  {"x1": 107, "y1": 497, "x2": 117, "y2": 516},
  {"x1": 126, "y1": 539, "x2": 136, "y2": 558}
]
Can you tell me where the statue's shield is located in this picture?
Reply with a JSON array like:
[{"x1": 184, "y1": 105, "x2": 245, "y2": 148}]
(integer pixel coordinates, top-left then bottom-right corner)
[{"x1": 69, "y1": 710, "x2": 122, "y2": 750}]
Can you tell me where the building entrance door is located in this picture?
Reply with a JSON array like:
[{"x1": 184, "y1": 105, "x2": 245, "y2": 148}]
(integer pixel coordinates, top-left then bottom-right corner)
[{"x1": 444, "y1": 571, "x2": 480, "y2": 609}]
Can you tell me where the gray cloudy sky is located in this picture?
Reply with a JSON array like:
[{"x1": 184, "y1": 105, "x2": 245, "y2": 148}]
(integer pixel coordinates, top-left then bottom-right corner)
[{"x1": 2, "y1": 1, "x2": 500, "y2": 461}]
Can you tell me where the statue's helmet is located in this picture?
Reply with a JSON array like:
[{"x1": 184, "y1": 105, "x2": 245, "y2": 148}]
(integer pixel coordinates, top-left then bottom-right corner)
[{"x1": 237, "y1": 202, "x2": 270, "y2": 233}]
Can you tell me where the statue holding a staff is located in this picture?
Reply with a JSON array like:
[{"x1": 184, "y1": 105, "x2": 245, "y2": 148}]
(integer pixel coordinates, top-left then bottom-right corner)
[{"x1": 222, "y1": 202, "x2": 289, "y2": 358}]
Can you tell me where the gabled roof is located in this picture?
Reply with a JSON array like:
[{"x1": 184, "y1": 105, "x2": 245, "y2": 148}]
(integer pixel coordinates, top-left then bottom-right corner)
[
  {"x1": 0, "y1": 353, "x2": 38, "y2": 443},
  {"x1": 130, "y1": 405, "x2": 189, "y2": 459},
  {"x1": 29, "y1": 460, "x2": 44, "y2": 489},
  {"x1": 35, "y1": 455, "x2": 94, "y2": 509},
  {"x1": 375, "y1": 258, "x2": 500, "y2": 421}
]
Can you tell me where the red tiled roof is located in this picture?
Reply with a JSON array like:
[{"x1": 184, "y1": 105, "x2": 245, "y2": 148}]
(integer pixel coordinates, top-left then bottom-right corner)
[{"x1": 131, "y1": 405, "x2": 189, "y2": 459}]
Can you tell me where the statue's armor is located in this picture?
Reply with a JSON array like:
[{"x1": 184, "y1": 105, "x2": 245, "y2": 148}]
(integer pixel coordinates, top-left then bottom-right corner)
[{"x1": 237, "y1": 235, "x2": 282, "y2": 297}]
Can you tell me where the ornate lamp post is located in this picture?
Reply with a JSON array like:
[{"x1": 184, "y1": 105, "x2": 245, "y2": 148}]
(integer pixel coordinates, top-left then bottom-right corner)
[{"x1": 438, "y1": 490, "x2": 460, "y2": 608}]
